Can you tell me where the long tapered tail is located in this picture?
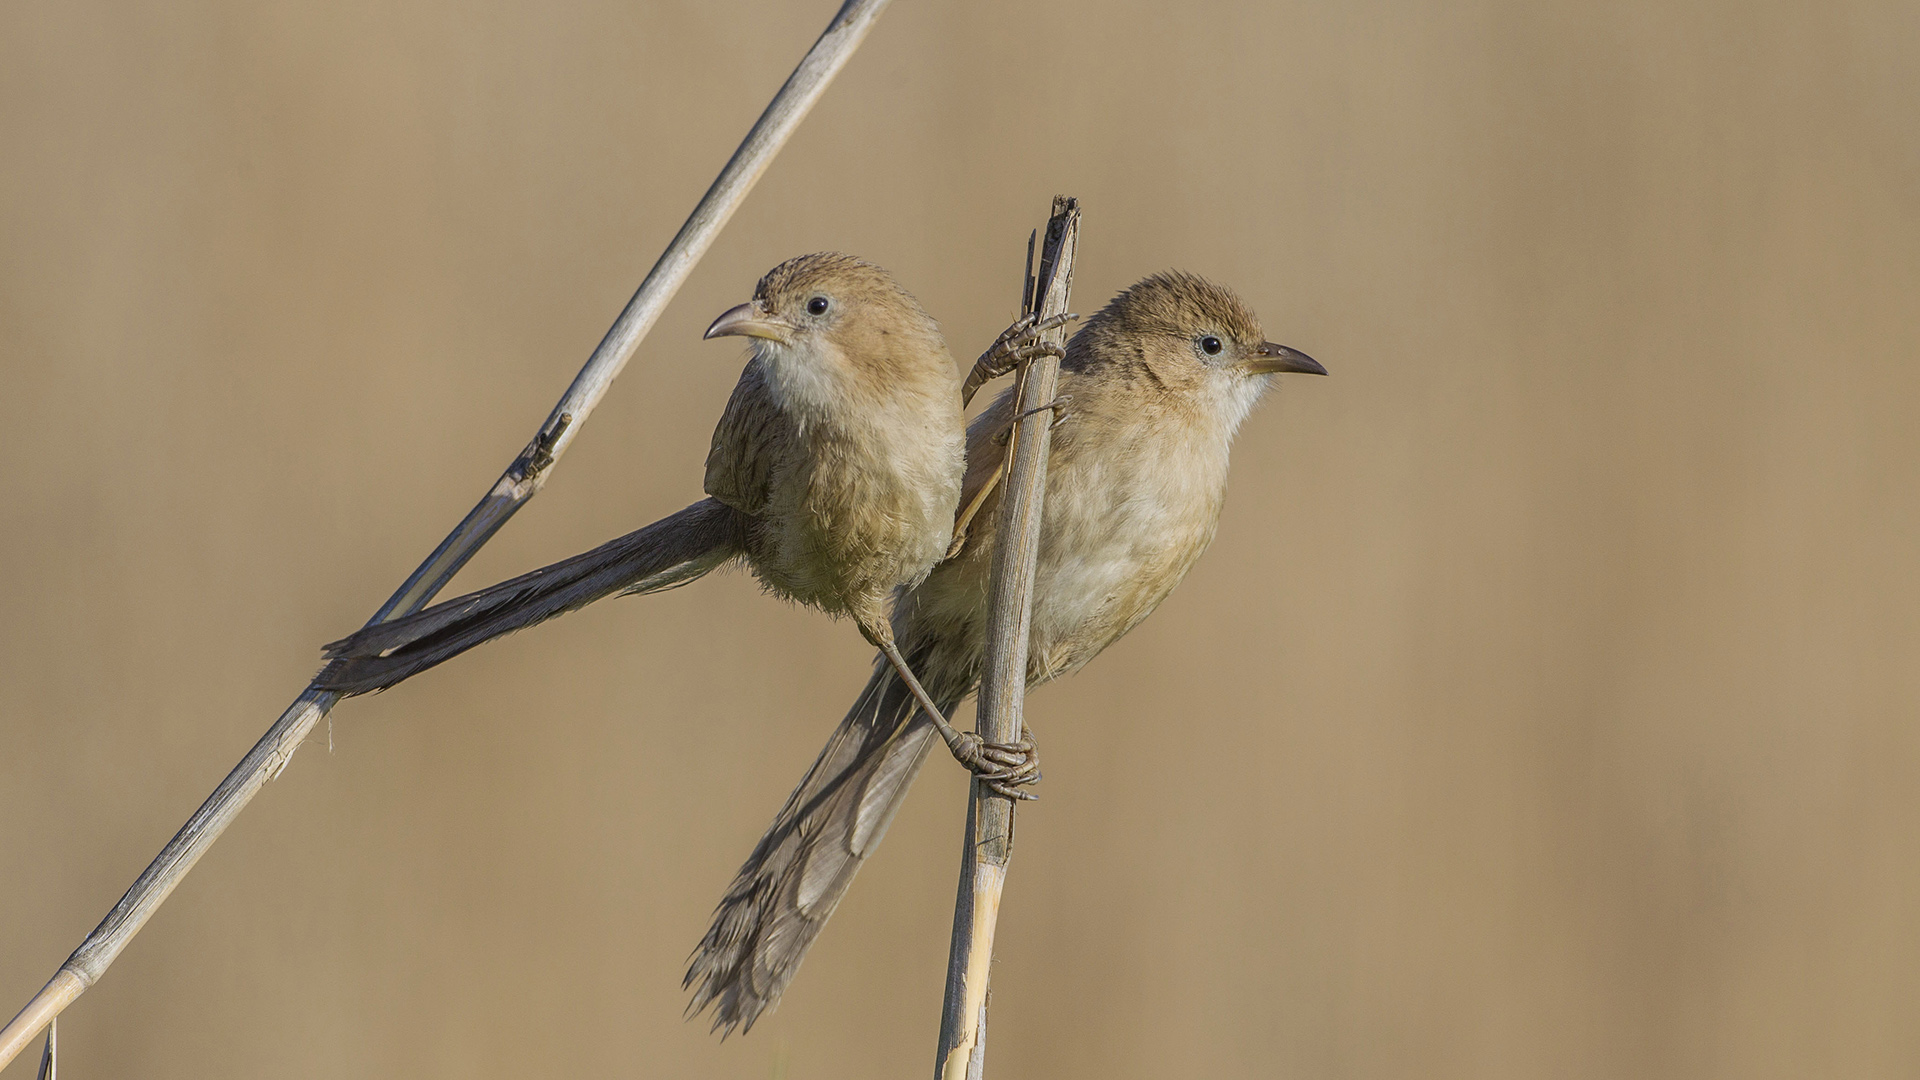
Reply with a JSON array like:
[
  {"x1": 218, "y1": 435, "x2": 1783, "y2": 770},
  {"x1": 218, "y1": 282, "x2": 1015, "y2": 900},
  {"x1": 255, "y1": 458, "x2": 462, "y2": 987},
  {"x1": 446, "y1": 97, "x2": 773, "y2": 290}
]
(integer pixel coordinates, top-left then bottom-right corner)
[
  {"x1": 316, "y1": 497, "x2": 746, "y2": 696},
  {"x1": 685, "y1": 658, "x2": 958, "y2": 1035}
]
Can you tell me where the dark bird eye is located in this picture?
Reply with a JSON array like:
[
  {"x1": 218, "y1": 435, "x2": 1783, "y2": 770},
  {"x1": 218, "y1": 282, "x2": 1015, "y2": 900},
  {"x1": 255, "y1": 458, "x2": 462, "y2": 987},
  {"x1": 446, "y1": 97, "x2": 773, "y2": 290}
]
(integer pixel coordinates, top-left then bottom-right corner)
[
  {"x1": 1199, "y1": 335, "x2": 1224, "y2": 356},
  {"x1": 807, "y1": 296, "x2": 831, "y2": 316}
]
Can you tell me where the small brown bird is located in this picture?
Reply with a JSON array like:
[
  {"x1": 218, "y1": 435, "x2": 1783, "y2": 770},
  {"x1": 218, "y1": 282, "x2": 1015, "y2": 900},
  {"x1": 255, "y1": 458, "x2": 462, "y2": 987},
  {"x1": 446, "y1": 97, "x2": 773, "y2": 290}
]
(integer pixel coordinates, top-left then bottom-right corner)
[
  {"x1": 317, "y1": 253, "x2": 1043, "y2": 784},
  {"x1": 685, "y1": 270, "x2": 1326, "y2": 1033}
]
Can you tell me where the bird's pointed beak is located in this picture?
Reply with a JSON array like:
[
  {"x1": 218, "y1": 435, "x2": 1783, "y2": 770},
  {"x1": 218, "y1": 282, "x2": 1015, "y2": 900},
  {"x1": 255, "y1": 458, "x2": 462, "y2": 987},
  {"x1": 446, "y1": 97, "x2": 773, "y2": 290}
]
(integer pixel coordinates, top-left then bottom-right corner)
[
  {"x1": 1243, "y1": 341, "x2": 1327, "y2": 376},
  {"x1": 704, "y1": 302, "x2": 796, "y2": 346}
]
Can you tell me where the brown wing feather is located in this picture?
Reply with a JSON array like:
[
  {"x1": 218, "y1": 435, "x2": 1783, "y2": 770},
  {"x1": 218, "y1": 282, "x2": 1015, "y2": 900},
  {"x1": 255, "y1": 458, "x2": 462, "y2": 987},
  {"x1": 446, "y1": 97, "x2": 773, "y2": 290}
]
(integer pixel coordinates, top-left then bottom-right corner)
[
  {"x1": 685, "y1": 664, "x2": 948, "y2": 1034},
  {"x1": 704, "y1": 358, "x2": 789, "y2": 516}
]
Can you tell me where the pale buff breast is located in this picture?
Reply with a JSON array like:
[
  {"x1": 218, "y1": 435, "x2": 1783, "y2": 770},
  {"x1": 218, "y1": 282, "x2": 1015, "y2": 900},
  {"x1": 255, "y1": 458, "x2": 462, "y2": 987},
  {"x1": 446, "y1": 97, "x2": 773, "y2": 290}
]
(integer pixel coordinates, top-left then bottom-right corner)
[
  {"x1": 752, "y1": 348, "x2": 964, "y2": 615},
  {"x1": 898, "y1": 367, "x2": 1231, "y2": 689},
  {"x1": 1023, "y1": 399, "x2": 1229, "y2": 682}
]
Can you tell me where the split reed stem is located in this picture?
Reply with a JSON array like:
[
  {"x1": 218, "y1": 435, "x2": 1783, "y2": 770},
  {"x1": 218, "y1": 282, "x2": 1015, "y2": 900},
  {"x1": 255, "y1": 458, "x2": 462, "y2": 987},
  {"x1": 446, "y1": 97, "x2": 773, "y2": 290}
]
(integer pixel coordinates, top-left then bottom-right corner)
[{"x1": 934, "y1": 195, "x2": 1081, "y2": 1080}]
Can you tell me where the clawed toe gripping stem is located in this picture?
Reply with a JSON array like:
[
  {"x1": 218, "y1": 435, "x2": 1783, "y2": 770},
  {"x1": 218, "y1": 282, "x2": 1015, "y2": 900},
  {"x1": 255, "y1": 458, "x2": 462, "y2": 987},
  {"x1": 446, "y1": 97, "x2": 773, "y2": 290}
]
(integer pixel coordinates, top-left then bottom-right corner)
[
  {"x1": 934, "y1": 722, "x2": 1041, "y2": 801},
  {"x1": 962, "y1": 311, "x2": 1078, "y2": 406}
]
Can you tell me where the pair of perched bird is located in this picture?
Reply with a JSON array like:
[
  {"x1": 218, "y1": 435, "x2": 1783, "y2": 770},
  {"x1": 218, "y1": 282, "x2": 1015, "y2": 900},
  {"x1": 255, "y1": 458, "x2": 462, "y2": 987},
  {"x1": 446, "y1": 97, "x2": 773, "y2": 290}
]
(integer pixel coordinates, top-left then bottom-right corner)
[{"x1": 316, "y1": 252, "x2": 1326, "y2": 1033}]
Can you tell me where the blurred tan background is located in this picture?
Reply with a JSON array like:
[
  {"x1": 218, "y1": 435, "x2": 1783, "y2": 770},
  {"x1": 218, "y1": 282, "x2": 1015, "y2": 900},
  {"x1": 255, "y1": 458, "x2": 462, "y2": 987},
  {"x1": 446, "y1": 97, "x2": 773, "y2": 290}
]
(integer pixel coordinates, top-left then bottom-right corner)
[{"x1": 3, "y1": 0, "x2": 1917, "y2": 1076}]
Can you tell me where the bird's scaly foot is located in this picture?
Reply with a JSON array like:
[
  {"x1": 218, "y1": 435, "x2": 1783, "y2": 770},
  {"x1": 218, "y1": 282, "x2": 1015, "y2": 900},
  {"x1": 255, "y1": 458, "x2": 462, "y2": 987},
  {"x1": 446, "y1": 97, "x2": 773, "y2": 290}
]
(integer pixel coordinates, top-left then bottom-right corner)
[
  {"x1": 940, "y1": 724, "x2": 1041, "y2": 800},
  {"x1": 962, "y1": 312, "x2": 1076, "y2": 405}
]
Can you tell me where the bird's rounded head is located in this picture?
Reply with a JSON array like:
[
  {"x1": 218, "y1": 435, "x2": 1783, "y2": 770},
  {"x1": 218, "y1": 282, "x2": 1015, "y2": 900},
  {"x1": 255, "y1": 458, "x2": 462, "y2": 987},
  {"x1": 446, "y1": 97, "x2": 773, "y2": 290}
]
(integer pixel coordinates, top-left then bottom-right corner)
[
  {"x1": 1074, "y1": 270, "x2": 1325, "y2": 381},
  {"x1": 704, "y1": 252, "x2": 941, "y2": 361}
]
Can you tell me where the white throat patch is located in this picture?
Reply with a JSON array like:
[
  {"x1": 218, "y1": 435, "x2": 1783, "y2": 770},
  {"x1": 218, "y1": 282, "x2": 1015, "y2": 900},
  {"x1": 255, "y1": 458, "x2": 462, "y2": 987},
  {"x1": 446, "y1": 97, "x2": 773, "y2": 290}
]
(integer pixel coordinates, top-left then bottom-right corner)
[
  {"x1": 1211, "y1": 368, "x2": 1272, "y2": 442},
  {"x1": 756, "y1": 336, "x2": 846, "y2": 421}
]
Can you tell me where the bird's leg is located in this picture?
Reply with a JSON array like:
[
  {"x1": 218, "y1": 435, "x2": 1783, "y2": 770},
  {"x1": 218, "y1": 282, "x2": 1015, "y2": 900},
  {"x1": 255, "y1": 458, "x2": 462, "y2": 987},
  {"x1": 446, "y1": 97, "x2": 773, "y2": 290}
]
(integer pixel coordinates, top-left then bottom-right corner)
[
  {"x1": 945, "y1": 458, "x2": 1006, "y2": 560},
  {"x1": 961, "y1": 312, "x2": 1076, "y2": 406},
  {"x1": 1011, "y1": 394, "x2": 1073, "y2": 430},
  {"x1": 860, "y1": 620, "x2": 1040, "y2": 800},
  {"x1": 950, "y1": 395, "x2": 1070, "y2": 559}
]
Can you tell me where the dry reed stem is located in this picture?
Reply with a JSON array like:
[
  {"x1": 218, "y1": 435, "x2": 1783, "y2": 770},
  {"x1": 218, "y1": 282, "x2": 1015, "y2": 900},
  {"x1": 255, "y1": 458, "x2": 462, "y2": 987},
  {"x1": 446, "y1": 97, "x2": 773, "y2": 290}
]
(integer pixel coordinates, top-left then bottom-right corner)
[
  {"x1": 33, "y1": 1015, "x2": 54, "y2": 1080},
  {"x1": 0, "y1": 0, "x2": 894, "y2": 1067},
  {"x1": 935, "y1": 196, "x2": 1082, "y2": 1080}
]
